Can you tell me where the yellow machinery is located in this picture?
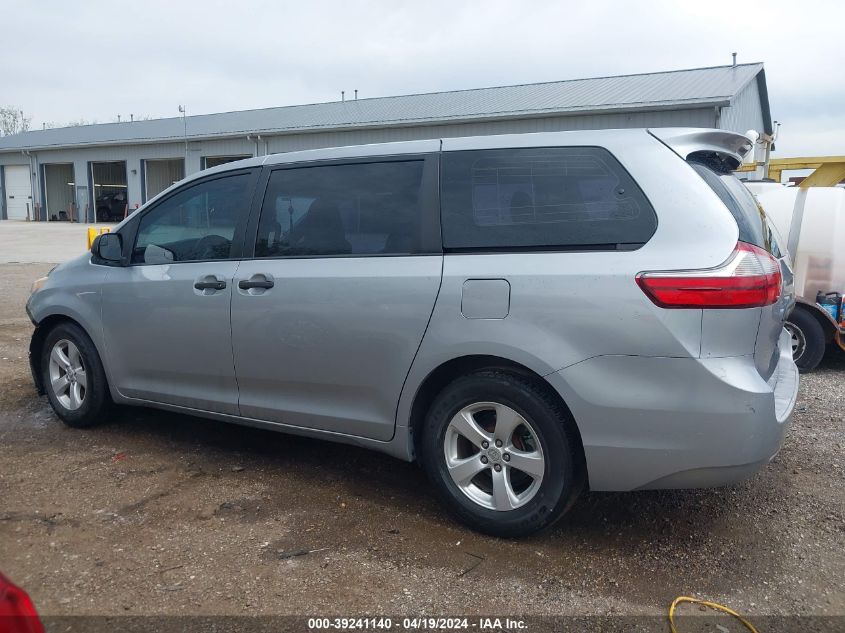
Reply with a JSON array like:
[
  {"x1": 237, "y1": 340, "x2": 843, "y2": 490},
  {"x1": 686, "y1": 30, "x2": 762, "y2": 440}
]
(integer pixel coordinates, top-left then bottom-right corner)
[
  {"x1": 86, "y1": 226, "x2": 111, "y2": 249},
  {"x1": 736, "y1": 156, "x2": 845, "y2": 187}
]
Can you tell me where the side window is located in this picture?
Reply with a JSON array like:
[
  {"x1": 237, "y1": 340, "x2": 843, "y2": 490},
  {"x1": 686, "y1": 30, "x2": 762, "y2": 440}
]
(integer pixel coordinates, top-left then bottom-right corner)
[
  {"x1": 255, "y1": 161, "x2": 425, "y2": 258},
  {"x1": 132, "y1": 173, "x2": 250, "y2": 264},
  {"x1": 440, "y1": 147, "x2": 657, "y2": 250}
]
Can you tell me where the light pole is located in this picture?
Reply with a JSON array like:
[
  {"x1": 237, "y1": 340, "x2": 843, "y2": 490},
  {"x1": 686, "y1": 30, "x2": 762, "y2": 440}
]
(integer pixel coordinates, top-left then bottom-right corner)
[{"x1": 178, "y1": 105, "x2": 188, "y2": 163}]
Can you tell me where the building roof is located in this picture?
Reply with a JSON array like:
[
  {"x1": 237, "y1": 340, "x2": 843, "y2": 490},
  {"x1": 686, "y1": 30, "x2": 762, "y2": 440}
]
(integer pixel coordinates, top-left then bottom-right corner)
[{"x1": 0, "y1": 63, "x2": 769, "y2": 152}]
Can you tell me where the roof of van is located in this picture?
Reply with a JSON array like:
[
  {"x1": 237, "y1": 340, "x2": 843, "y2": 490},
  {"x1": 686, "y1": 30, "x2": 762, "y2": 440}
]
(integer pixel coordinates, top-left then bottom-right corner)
[{"x1": 0, "y1": 63, "x2": 769, "y2": 152}]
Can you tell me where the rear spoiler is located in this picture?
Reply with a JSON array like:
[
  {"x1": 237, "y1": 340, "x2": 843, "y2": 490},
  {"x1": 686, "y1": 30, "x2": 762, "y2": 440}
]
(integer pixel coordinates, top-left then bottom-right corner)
[{"x1": 648, "y1": 128, "x2": 754, "y2": 170}]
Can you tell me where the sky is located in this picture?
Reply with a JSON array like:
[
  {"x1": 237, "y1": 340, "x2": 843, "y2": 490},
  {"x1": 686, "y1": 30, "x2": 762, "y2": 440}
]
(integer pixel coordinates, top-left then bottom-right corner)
[{"x1": 1, "y1": 0, "x2": 843, "y2": 158}]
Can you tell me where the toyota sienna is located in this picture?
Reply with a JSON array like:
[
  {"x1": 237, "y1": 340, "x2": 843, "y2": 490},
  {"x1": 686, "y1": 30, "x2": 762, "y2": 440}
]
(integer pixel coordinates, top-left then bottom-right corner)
[{"x1": 27, "y1": 128, "x2": 799, "y2": 536}]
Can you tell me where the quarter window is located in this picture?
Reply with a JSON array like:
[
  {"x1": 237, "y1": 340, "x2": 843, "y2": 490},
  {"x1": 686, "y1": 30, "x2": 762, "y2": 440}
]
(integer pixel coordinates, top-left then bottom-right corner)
[
  {"x1": 689, "y1": 161, "x2": 779, "y2": 255},
  {"x1": 440, "y1": 147, "x2": 657, "y2": 250},
  {"x1": 132, "y1": 174, "x2": 250, "y2": 264},
  {"x1": 254, "y1": 161, "x2": 426, "y2": 258}
]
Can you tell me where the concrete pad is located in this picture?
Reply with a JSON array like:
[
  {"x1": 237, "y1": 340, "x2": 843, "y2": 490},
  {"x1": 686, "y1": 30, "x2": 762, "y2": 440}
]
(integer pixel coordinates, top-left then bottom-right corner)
[{"x1": 0, "y1": 220, "x2": 115, "y2": 264}]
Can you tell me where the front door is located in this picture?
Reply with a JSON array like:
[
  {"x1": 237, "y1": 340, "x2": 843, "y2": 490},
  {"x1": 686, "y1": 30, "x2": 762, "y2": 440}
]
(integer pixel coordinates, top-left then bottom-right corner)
[
  {"x1": 102, "y1": 170, "x2": 256, "y2": 414},
  {"x1": 231, "y1": 157, "x2": 442, "y2": 440}
]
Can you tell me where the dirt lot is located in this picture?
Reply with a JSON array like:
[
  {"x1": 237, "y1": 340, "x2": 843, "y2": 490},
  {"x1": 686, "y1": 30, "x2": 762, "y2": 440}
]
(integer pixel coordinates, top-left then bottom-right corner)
[{"x1": 1, "y1": 262, "x2": 843, "y2": 629}]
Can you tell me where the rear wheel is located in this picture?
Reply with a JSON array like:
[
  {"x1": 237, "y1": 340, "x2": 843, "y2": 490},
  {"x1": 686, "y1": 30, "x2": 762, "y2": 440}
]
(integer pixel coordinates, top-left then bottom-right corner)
[
  {"x1": 41, "y1": 323, "x2": 112, "y2": 428},
  {"x1": 420, "y1": 370, "x2": 581, "y2": 537},
  {"x1": 786, "y1": 308, "x2": 826, "y2": 372}
]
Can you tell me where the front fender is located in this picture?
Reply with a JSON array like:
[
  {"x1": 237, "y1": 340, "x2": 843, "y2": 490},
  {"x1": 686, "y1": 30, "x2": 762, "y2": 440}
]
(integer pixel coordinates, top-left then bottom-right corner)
[{"x1": 26, "y1": 257, "x2": 109, "y2": 392}]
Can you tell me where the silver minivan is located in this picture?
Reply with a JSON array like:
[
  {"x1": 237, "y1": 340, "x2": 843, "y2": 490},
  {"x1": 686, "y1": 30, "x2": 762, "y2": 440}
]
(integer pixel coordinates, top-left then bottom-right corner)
[{"x1": 27, "y1": 128, "x2": 799, "y2": 536}]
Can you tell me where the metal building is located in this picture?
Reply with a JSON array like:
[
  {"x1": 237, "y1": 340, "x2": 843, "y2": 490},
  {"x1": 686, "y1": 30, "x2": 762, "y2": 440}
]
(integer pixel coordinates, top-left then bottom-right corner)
[{"x1": 0, "y1": 62, "x2": 772, "y2": 223}]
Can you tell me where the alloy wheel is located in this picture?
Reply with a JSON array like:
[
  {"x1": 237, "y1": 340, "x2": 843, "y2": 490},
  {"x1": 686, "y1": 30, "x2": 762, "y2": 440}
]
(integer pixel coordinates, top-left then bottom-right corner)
[
  {"x1": 443, "y1": 402, "x2": 545, "y2": 511},
  {"x1": 48, "y1": 339, "x2": 87, "y2": 411}
]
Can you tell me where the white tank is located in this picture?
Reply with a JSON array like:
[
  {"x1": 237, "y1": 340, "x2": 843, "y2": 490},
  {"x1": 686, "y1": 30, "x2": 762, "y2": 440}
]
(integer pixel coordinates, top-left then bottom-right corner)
[{"x1": 748, "y1": 184, "x2": 845, "y2": 302}]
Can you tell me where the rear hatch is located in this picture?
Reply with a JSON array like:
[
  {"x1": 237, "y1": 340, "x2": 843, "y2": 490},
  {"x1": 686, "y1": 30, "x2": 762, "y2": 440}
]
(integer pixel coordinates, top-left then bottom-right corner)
[
  {"x1": 689, "y1": 161, "x2": 794, "y2": 378},
  {"x1": 650, "y1": 129, "x2": 795, "y2": 380}
]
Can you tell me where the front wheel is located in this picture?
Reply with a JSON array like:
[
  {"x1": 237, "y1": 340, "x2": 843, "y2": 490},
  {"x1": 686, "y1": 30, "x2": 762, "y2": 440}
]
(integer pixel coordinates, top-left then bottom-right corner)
[
  {"x1": 420, "y1": 370, "x2": 581, "y2": 537},
  {"x1": 41, "y1": 322, "x2": 112, "y2": 428}
]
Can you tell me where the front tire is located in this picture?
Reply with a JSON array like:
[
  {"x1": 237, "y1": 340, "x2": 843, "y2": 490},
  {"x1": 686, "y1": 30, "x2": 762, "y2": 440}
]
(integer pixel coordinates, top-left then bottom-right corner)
[
  {"x1": 41, "y1": 323, "x2": 112, "y2": 428},
  {"x1": 420, "y1": 370, "x2": 581, "y2": 537},
  {"x1": 786, "y1": 308, "x2": 826, "y2": 372}
]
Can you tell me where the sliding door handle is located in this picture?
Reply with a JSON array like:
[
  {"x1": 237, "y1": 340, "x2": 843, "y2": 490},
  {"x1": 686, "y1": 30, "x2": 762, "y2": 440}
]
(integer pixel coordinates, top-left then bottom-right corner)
[{"x1": 238, "y1": 278, "x2": 274, "y2": 290}]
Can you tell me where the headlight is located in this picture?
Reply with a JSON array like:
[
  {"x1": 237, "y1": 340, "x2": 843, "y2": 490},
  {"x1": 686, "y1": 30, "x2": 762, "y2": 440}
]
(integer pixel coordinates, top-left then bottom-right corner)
[{"x1": 30, "y1": 276, "x2": 49, "y2": 294}]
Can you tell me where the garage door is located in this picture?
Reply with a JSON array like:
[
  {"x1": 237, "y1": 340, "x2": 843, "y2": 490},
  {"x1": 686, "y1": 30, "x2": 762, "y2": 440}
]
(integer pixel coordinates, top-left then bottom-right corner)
[
  {"x1": 144, "y1": 158, "x2": 184, "y2": 201},
  {"x1": 4, "y1": 165, "x2": 33, "y2": 220}
]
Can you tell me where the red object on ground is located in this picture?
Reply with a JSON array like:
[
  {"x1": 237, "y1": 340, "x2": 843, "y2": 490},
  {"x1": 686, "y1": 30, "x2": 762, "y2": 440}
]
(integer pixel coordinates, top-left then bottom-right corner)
[{"x1": 0, "y1": 573, "x2": 45, "y2": 633}]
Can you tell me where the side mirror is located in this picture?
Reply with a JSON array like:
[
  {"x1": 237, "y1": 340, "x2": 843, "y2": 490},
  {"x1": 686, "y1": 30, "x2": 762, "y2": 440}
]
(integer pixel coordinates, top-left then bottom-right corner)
[{"x1": 93, "y1": 233, "x2": 123, "y2": 263}]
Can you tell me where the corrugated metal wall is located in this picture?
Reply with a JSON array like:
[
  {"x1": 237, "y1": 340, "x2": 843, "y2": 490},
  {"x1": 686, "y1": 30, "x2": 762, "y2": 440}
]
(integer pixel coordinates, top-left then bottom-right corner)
[
  {"x1": 719, "y1": 79, "x2": 765, "y2": 135},
  {"x1": 144, "y1": 158, "x2": 185, "y2": 200},
  {"x1": 0, "y1": 106, "x2": 723, "y2": 221},
  {"x1": 265, "y1": 108, "x2": 717, "y2": 154}
]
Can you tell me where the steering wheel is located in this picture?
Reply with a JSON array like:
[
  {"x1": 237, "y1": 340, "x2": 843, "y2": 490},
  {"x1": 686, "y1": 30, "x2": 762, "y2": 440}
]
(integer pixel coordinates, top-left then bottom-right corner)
[{"x1": 190, "y1": 234, "x2": 230, "y2": 260}]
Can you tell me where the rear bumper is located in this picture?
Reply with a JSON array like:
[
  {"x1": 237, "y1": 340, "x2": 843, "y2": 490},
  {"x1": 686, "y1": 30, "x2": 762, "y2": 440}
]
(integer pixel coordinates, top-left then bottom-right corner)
[{"x1": 548, "y1": 328, "x2": 799, "y2": 491}]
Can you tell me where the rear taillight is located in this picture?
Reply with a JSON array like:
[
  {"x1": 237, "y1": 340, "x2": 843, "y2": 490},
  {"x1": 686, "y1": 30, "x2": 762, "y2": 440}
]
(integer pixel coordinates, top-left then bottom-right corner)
[
  {"x1": 636, "y1": 242, "x2": 782, "y2": 309},
  {"x1": 0, "y1": 573, "x2": 44, "y2": 633}
]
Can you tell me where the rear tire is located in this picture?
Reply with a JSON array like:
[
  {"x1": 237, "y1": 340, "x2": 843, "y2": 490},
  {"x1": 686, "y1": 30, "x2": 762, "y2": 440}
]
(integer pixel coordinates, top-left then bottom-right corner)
[
  {"x1": 419, "y1": 370, "x2": 581, "y2": 537},
  {"x1": 41, "y1": 323, "x2": 112, "y2": 428},
  {"x1": 786, "y1": 308, "x2": 826, "y2": 372}
]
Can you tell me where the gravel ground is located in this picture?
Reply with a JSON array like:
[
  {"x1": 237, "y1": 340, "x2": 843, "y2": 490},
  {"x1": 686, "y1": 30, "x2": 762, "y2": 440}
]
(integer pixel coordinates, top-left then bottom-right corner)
[{"x1": 0, "y1": 262, "x2": 843, "y2": 629}]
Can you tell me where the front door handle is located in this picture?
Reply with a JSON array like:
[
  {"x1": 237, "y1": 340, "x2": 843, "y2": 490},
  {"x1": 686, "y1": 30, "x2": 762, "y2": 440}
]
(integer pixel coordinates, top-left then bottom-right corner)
[
  {"x1": 238, "y1": 278, "x2": 274, "y2": 290},
  {"x1": 194, "y1": 277, "x2": 227, "y2": 291}
]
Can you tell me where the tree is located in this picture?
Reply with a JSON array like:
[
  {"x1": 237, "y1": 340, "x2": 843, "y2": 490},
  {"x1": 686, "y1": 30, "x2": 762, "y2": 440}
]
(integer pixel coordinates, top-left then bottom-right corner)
[{"x1": 0, "y1": 106, "x2": 31, "y2": 136}]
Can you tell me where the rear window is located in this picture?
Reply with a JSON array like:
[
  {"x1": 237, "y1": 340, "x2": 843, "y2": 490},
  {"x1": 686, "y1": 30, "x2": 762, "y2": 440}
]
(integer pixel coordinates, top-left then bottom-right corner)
[
  {"x1": 689, "y1": 161, "x2": 781, "y2": 256},
  {"x1": 440, "y1": 147, "x2": 657, "y2": 250}
]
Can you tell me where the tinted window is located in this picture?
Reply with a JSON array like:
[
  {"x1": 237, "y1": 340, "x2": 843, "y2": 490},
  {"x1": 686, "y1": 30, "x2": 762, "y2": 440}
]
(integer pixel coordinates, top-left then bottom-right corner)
[
  {"x1": 440, "y1": 147, "x2": 657, "y2": 250},
  {"x1": 132, "y1": 174, "x2": 250, "y2": 264},
  {"x1": 690, "y1": 162, "x2": 779, "y2": 255},
  {"x1": 255, "y1": 161, "x2": 425, "y2": 257}
]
